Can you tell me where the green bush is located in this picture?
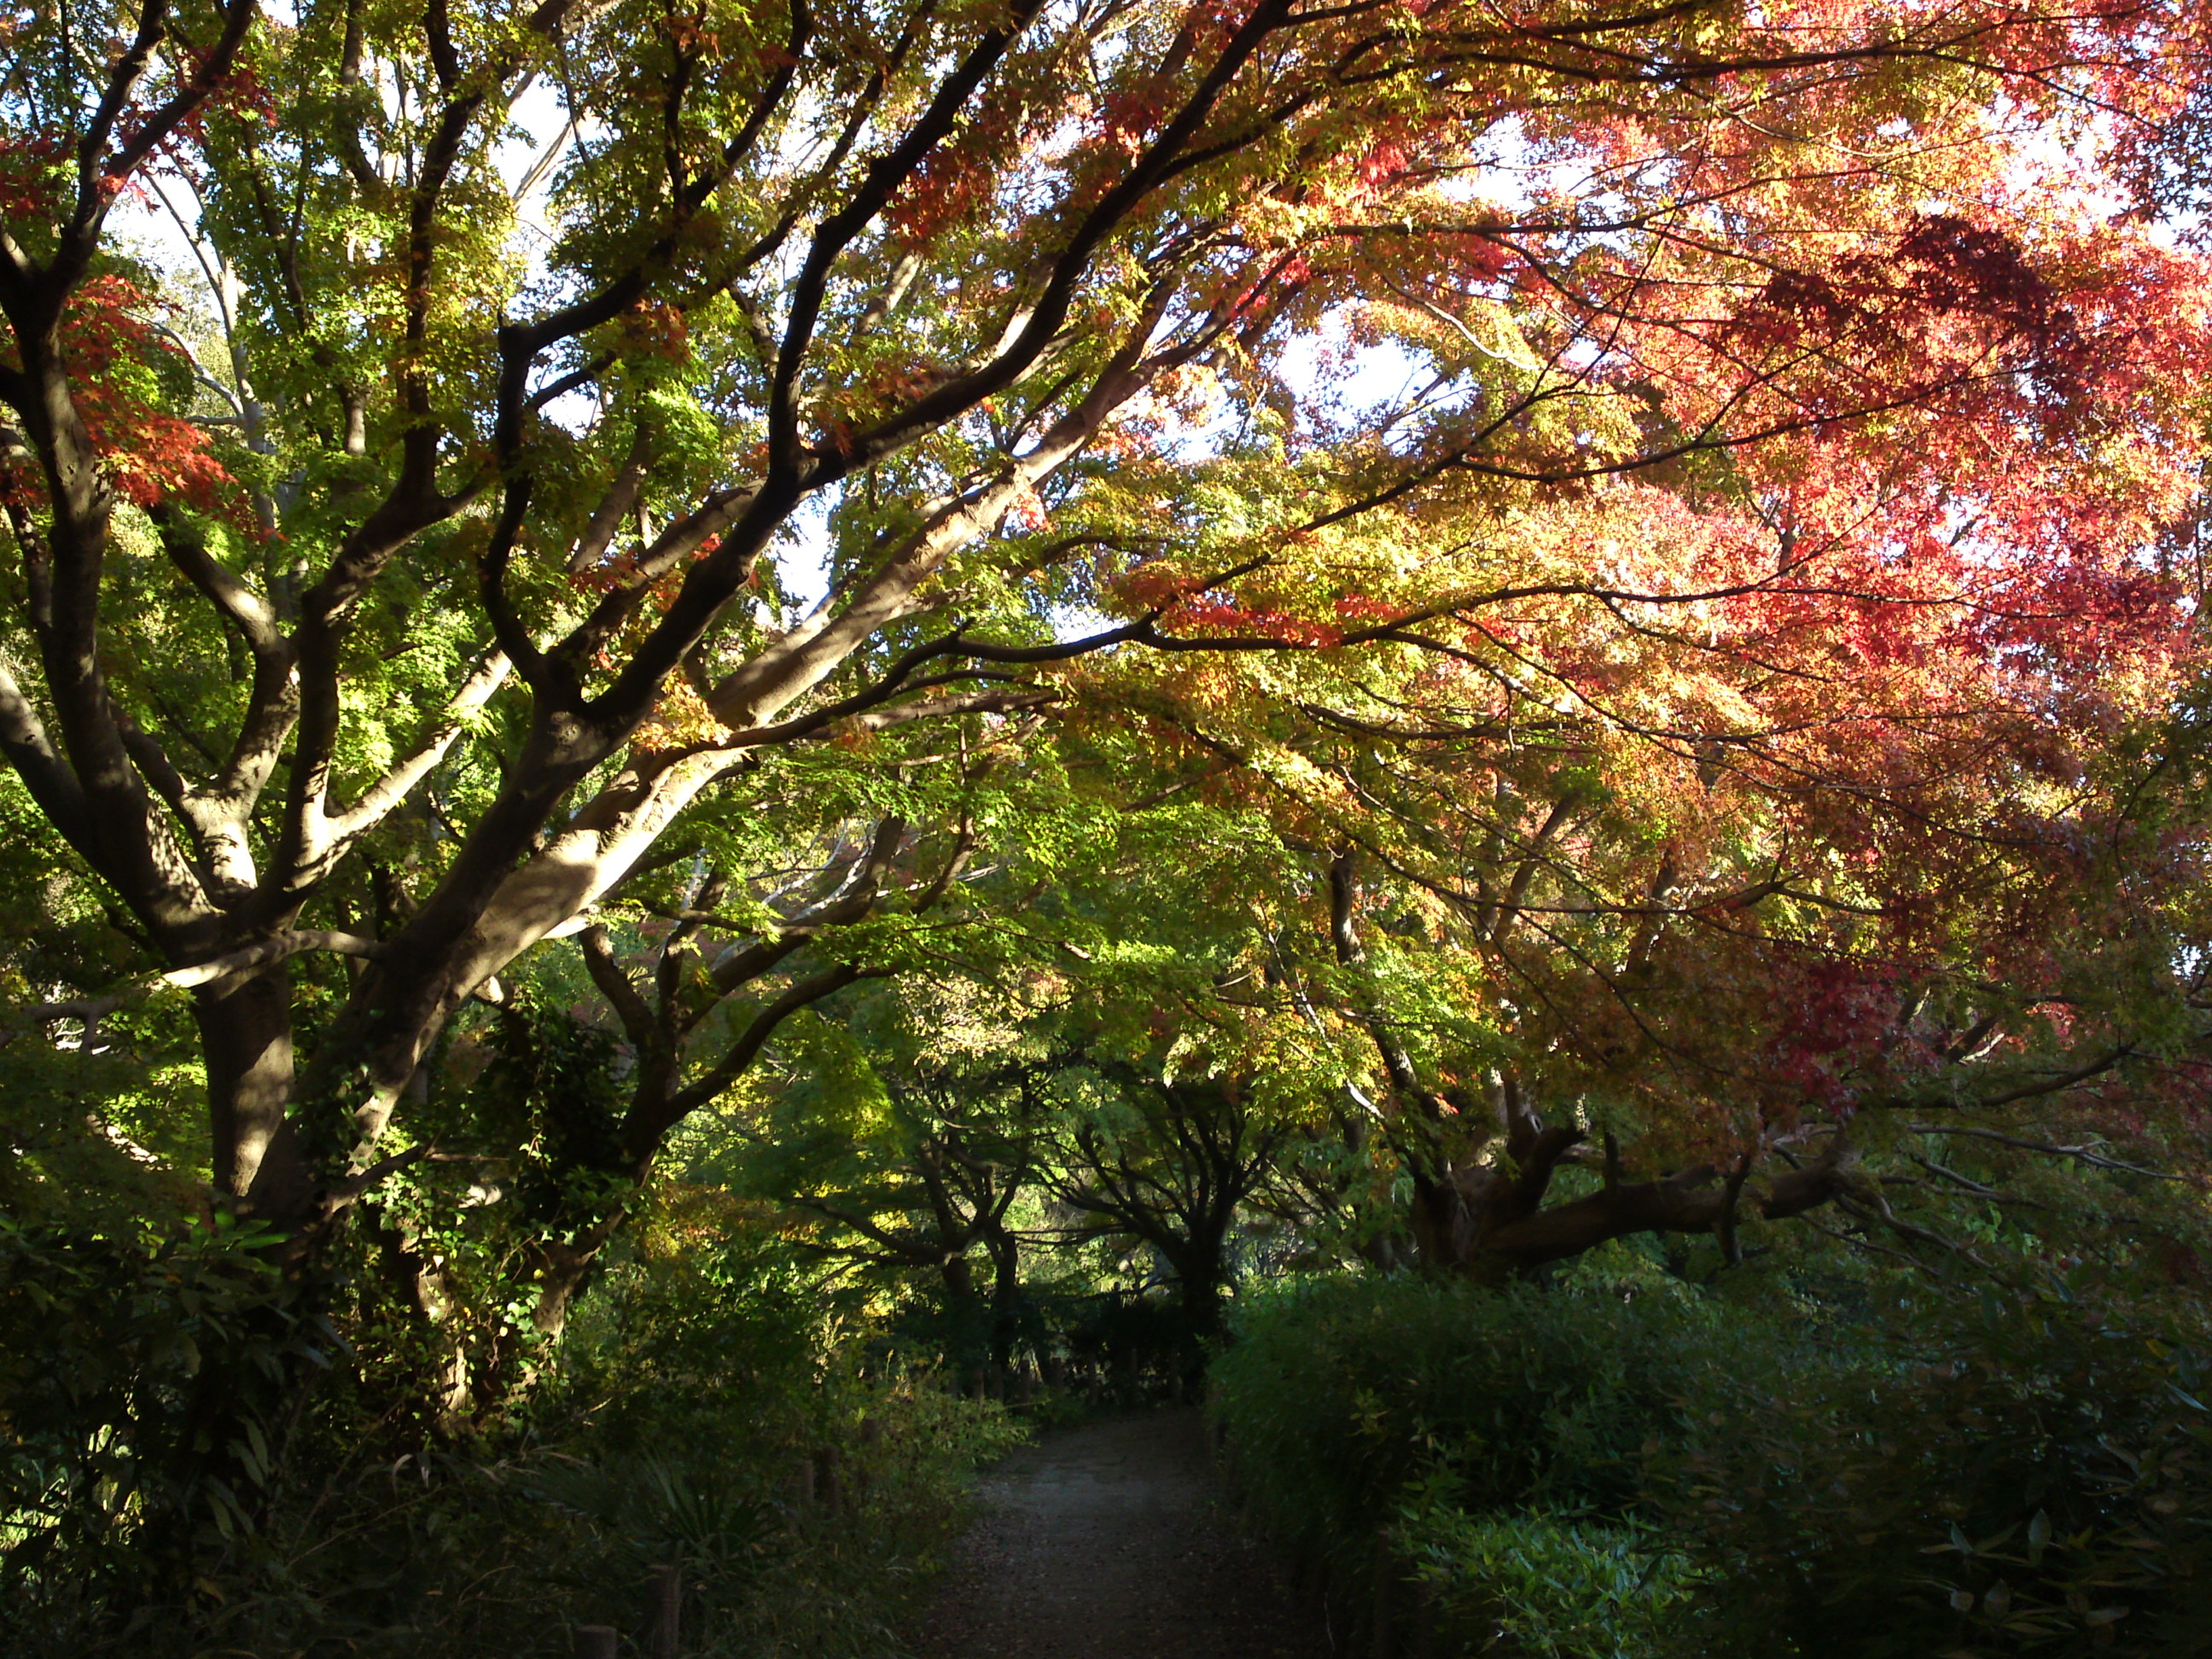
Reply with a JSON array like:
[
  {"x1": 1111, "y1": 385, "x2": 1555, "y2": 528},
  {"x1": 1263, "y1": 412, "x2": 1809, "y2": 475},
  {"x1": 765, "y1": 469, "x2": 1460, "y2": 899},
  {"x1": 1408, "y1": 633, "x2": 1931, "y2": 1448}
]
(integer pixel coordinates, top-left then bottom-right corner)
[
  {"x1": 0, "y1": 1213, "x2": 331, "y2": 1643},
  {"x1": 1404, "y1": 1510, "x2": 1692, "y2": 1659},
  {"x1": 1209, "y1": 1272, "x2": 1713, "y2": 1580},
  {"x1": 1659, "y1": 1283, "x2": 2212, "y2": 1659},
  {"x1": 1213, "y1": 1267, "x2": 2212, "y2": 1659},
  {"x1": 0, "y1": 1186, "x2": 1027, "y2": 1658}
]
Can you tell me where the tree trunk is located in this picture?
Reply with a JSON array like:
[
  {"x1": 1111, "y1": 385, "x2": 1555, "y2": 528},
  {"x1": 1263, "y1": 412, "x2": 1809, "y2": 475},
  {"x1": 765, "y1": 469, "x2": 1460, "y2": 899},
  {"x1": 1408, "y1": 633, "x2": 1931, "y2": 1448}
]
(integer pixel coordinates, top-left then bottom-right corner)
[
  {"x1": 1405, "y1": 1167, "x2": 1477, "y2": 1278},
  {"x1": 1398, "y1": 1120, "x2": 1858, "y2": 1280},
  {"x1": 194, "y1": 966, "x2": 312, "y2": 1216},
  {"x1": 985, "y1": 1227, "x2": 1022, "y2": 1371},
  {"x1": 466, "y1": 1232, "x2": 614, "y2": 1417},
  {"x1": 1169, "y1": 1231, "x2": 1230, "y2": 1394}
]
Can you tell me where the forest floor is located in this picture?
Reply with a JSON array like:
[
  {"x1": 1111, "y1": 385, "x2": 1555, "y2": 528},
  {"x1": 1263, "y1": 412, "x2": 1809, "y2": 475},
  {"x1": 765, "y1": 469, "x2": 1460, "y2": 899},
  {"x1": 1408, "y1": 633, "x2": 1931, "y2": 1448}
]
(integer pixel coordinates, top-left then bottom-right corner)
[{"x1": 906, "y1": 1409, "x2": 1330, "y2": 1659}]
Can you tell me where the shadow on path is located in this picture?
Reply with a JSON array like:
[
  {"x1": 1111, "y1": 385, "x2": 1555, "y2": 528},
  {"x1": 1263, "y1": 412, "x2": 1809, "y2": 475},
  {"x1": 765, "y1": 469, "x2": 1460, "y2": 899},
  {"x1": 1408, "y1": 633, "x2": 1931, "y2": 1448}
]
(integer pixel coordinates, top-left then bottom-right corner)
[{"x1": 908, "y1": 1410, "x2": 1328, "y2": 1659}]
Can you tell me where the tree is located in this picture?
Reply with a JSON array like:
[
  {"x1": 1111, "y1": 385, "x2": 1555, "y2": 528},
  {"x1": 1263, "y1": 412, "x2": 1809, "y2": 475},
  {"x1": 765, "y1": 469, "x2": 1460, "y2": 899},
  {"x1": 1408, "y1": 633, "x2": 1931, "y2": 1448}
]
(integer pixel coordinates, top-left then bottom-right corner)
[
  {"x1": 1047, "y1": 1061, "x2": 1296, "y2": 1342},
  {"x1": 3, "y1": 0, "x2": 2208, "y2": 1314},
  {"x1": 763, "y1": 1051, "x2": 1045, "y2": 1379},
  {"x1": 1050, "y1": 422, "x2": 2212, "y2": 1276}
]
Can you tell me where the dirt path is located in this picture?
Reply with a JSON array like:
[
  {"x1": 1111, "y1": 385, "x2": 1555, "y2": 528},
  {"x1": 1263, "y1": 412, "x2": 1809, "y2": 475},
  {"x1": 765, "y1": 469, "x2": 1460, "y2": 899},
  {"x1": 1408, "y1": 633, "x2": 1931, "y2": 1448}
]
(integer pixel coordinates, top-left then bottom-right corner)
[{"x1": 907, "y1": 1411, "x2": 1329, "y2": 1659}]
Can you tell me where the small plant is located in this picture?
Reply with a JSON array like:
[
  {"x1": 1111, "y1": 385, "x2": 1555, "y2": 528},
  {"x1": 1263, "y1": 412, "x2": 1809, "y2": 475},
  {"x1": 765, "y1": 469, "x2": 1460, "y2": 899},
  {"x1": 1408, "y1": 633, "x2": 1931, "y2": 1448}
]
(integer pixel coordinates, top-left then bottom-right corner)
[{"x1": 1403, "y1": 1510, "x2": 1693, "y2": 1659}]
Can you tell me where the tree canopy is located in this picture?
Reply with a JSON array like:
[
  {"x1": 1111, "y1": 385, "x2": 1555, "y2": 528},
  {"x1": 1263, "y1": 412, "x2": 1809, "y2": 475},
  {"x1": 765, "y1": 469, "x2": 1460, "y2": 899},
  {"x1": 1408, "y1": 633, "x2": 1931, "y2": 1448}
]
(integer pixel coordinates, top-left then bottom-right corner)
[
  {"x1": 6, "y1": 0, "x2": 2212, "y2": 1377},
  {"x1": 19, "y1": 0, "x2": 2212, "y2": 1644}
]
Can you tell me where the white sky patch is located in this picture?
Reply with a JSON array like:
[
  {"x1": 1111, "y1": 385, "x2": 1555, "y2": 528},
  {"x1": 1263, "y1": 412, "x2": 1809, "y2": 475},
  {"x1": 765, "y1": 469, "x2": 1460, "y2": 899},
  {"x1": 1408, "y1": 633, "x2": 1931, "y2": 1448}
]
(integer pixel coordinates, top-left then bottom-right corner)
[
  {"x1": 108, "y1": 183, "x2": 208, "y2": 305},
  {"x1": 775, "y1": 492, "x2": 835, "y2": 620},
  {"x1": 1275, "y1": 309, "x2": 1431, "y2": 439},
  {"x1": 1049, "y1": 598, "x2": 1114, "y2": 643},
  {"x1": 501, "y1": 76, "x2": 584, "y2": 239}
]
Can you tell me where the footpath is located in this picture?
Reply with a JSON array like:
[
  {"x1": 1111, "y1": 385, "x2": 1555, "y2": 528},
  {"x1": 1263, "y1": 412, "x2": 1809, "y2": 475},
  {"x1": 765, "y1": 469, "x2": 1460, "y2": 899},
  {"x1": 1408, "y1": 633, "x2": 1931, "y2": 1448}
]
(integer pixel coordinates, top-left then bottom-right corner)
[{"x1": 907, "y1": 1410, "x2": 1329, "y2": 1659}]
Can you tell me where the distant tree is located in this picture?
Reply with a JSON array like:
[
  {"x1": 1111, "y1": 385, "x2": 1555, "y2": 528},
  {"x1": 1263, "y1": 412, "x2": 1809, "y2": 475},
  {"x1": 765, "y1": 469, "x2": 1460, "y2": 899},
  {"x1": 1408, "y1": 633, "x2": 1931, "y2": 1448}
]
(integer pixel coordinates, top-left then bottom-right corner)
[
  {"x1": 1046, "y1": 1062, "x2": 1295, "y2": 1341},
  {"x1": 777, "y1": 1060, "x2": 1044, "y2": 1377}
]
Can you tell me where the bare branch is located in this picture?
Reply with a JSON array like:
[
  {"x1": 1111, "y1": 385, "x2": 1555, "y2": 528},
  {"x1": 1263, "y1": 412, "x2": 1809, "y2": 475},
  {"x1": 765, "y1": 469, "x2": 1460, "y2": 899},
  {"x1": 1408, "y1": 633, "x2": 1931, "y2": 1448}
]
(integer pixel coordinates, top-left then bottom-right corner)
[{"x1": 1905, "y1": 1122, "x2": 2180, "y2": 1180}]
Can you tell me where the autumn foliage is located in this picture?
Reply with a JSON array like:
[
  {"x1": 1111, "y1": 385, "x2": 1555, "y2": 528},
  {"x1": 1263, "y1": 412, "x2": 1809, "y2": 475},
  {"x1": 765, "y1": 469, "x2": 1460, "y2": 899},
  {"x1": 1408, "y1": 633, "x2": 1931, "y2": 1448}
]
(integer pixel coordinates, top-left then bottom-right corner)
[{"x1": 4, "y1": 0, "x2": 2212, "y2": 1603}]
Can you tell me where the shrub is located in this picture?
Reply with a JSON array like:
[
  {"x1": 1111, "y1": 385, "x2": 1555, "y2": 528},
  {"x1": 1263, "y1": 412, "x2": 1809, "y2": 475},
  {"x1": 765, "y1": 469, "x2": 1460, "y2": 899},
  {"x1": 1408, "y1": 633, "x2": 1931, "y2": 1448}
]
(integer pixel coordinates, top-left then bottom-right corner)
[
  {"x1": 0, "y1": 1186, "x2": 1027, "y2": 1658},
  {"x1": 1213, "y1": 1266, "x2": 2212, "y2": 1659},
  {"x1": 1403, "y1": 1510, "x2": 1692, "y2": 1659},
  {"x1": 0, "y1": 1213, "x2": 330, "y2": 1644},
  {"x1": 1210, "y1": 1272, "x2": 1712, "y2": 1571},
  {"x1": 1659, "y1": 1282, "x2": 2212, "y2": 1659}
]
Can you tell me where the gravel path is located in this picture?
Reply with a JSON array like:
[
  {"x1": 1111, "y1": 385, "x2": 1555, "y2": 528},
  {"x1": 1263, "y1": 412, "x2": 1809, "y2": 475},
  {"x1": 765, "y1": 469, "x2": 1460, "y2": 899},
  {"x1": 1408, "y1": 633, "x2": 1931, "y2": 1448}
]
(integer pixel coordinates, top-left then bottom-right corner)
[{"x1": 907, "y1": 1411, "x2": 1330, "y2": 1659}]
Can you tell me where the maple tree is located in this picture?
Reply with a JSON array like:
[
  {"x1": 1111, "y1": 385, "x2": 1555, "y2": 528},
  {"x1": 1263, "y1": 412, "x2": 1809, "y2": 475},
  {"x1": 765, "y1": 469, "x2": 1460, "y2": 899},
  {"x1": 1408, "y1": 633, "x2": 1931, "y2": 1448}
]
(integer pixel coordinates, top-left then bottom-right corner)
[
  {"x1": 2, "y1": 0, "x2": 2210, "y2": 1344},
  {"x1": 746, "y1": 1038, "x2": 1047, "y2": 1379},
  {"x1": 1042, "y1": 1062, "x2": 1296, "y2": 1341},
  {"x1": 1053, "y1": 392, "x2": 2212, "y2": 1274}
]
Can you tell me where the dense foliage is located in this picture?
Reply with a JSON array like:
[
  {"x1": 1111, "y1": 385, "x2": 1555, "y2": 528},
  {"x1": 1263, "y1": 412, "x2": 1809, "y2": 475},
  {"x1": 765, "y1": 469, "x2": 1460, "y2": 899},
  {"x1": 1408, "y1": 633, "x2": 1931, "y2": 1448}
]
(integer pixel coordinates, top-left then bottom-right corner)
[
  {"x1": 1213, "y1": 1246, "x2": 2212, "y2": 1658},
  {"x1": 11, "y1": 0, "x2": 2212, "y2": 1646},
  {"x1": 1, "y1": 1167, "x2": 1026, "y2": 1656}
]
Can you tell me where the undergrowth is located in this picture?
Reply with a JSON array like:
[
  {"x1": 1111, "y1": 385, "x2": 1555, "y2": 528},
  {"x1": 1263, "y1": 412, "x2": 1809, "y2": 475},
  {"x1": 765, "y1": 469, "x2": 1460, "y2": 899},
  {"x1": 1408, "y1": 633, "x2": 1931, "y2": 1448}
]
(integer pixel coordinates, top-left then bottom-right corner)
[
  {"x1": 1, "y1": 1192, "x2": 1027, "y2": 1657},
  {"x1": 1210, "y1": 1254, "x2": 2212, "y2": 1659}
]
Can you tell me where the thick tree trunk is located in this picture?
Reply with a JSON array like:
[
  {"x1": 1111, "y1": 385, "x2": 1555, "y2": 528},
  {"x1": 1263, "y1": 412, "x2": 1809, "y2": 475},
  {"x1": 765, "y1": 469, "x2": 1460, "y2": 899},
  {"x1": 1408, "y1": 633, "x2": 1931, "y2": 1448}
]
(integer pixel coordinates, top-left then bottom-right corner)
[
  {"x1": 1168, "y1": 1223, "x2": 1231, "y2": 1343},
  {"x1": 194, "y1": 967, "x2": 312, "y2": 1216},
  {"x1": 1406, "y1": 1167, "x2": 1478, "y2": 1275},
  {"x1": 457, "y1": 1219, "x2": 630, "y2": 1419},
  {"x1": 1477, "y1": 1144, "x2": 1854, "y2": 1271},
  {"x1": 935, "y1": 1249, "x2": 998, "y2": 1375},
  {"x1": 940, "y1": 1250, "x2": 980, "y2": 1305},
  {"x1": 1400, "y1": 1115, "x2": 1859, "y2": 1280}
]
